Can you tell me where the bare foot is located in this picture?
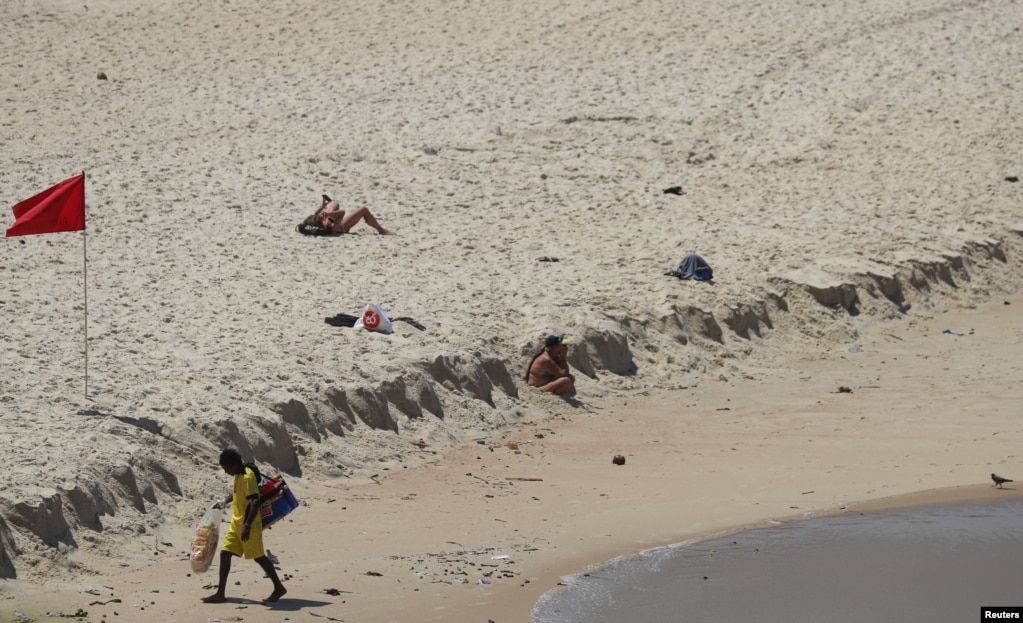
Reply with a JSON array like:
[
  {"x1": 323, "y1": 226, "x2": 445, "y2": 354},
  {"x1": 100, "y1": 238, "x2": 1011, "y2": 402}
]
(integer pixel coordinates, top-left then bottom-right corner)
[
  {"x1": 201, "y1": 593, "x2": 226, "y2": 603},
  {"x1": 379, "y1": 228, "x2": 395, "y2": 235},
  {"x1": 263, "y1": 586, "x2": 287, "y2": 603}
]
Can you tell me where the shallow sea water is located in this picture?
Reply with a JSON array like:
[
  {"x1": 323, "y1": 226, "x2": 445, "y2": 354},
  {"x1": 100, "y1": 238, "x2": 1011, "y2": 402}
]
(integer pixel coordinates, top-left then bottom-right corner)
[{"x1": 532, "y1": 497, "x2": 1023, "y2": 623}]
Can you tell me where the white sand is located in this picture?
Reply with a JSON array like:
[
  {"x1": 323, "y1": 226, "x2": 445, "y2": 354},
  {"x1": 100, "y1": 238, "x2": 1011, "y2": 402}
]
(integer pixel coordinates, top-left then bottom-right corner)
[{"x1": 2, "y1": 0, "x2": 1023, "y2": 621}]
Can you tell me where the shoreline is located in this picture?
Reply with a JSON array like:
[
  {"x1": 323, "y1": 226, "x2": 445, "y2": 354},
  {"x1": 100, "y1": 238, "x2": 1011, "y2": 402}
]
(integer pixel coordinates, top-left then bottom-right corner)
[
  {"x1": 5, "y1": 484, "x2": 1020, "y2": 623},
  {"x1": 4, "y1": 446, "x2": 1020, "y2": 623},
  {"x1": 533, "y1": 492, "x2": 1023, "y2": 623}
]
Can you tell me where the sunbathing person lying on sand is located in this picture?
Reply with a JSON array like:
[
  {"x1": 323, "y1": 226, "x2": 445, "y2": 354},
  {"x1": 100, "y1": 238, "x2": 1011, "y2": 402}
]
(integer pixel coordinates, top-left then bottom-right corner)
[
  {"x1": 526, "y1": 333, "x2": 575, "y2": 394},
  {"x1": 303, "y1": 194, "x2": 395, "y2": 235}
]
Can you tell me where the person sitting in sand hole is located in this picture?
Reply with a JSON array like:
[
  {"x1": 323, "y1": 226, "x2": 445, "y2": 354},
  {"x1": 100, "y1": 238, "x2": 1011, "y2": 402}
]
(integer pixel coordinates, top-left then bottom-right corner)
[
  {"x1": 526, "y1": 333, "x2": 575, "y2": 395},
  {"x1": 303, "y1": 194, "x2": 395, "y2": 235}
]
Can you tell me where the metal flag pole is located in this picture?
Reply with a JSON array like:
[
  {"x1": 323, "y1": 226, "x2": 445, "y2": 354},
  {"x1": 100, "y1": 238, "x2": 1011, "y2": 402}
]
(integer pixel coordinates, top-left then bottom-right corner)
[{"x1": 83, "y1": 172, "x2": 89, "y2": 401}]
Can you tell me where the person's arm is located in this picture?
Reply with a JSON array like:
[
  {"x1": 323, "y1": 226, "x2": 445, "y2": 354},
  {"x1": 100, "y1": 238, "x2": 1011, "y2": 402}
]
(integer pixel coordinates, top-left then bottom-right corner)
[
  {"x1": 552, "y1": 351, "x2": 574, "y2": 380},
  {"x1": 542, "y1": 356, "x2": 568, "y2": 379},
  {"x1": 318, "y1": 206, "x2": 344, "y2": 231},
  {"x1": 213, "y1": 493, "x2": 232, "y2": 509},
  {"x1": 239, "y1": 467, "x2": 262, "y2": 540},
  {"x1": 241, "y1": 495, "x2": 260, "y2": 540}
]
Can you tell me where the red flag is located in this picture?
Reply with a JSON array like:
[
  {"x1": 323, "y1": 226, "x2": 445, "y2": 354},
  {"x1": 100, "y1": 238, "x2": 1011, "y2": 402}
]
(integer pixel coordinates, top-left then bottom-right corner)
[{"x1": 6, "y1": 173, "x2": 86, "y2": 237}]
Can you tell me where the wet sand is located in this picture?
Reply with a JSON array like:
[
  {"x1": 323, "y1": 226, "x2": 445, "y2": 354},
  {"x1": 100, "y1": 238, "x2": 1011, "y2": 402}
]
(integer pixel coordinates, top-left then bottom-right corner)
[{"x1": 533, "y1": 493, "x2": 1023, "y2": 623}]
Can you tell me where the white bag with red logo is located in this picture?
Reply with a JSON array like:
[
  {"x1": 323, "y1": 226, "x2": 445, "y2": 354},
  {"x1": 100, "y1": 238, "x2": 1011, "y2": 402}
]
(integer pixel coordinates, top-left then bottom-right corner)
[{"x1": 354, "y1": 303, "x2": 393, "y2": 334}]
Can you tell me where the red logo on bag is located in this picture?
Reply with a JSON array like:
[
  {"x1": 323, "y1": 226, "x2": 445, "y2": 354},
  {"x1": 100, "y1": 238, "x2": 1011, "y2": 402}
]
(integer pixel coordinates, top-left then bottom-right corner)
[{"x1": 363, "y1": 309, "x2": 380, "y2": 329}]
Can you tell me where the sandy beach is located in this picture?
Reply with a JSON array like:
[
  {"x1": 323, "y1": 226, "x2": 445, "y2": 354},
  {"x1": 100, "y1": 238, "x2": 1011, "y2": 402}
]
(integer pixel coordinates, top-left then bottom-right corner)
[{"x1": 2, "y1": 0, "x2": 1023, "y2": 621}]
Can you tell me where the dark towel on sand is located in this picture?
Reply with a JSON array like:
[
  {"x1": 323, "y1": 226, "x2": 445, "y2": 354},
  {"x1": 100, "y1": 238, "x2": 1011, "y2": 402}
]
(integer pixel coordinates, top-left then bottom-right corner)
[
  {"x1": 325, "y1": 313, "x2": 360, "y2": 327},
  {"x1": 297, "y1": 223, "x2": 339, "y2": 237},
  {"x1": 666, "y1": 253, "x2": 713, "y2": 281}
]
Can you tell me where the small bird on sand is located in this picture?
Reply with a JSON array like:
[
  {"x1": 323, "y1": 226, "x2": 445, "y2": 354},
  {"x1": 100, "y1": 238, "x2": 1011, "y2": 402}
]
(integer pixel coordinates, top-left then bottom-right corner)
[{"x1": 991, "y1": 473, "x2": 1013, "y2": 488}]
